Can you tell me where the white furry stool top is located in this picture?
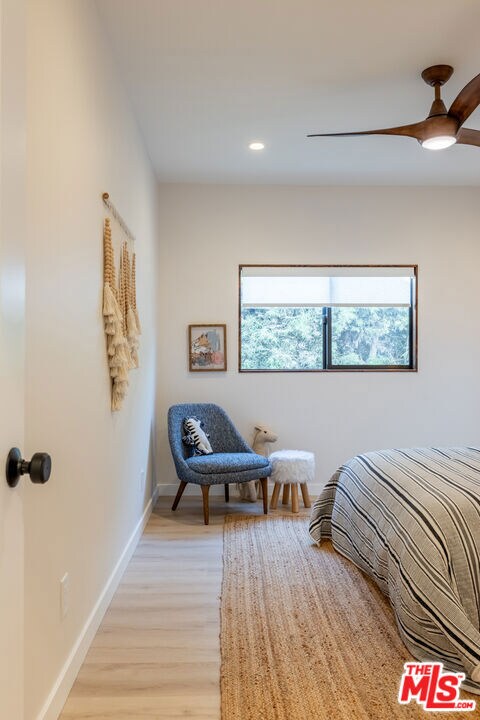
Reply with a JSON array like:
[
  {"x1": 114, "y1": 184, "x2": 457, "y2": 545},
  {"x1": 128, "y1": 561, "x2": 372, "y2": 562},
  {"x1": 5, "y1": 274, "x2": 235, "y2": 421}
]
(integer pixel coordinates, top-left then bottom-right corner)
[
  {"x1": 269, "y1": 450, "x2": 315, "y2": 513},
  {"x1": 269, "y1": 450, "x2": 315, "y2": 484}
]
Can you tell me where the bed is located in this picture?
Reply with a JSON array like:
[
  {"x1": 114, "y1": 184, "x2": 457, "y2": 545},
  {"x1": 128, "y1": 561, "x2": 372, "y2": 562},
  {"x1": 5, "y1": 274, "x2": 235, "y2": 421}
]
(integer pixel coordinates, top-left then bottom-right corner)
[{"x1": 309, "y1": 446, "x2": 480, "y2": 691}]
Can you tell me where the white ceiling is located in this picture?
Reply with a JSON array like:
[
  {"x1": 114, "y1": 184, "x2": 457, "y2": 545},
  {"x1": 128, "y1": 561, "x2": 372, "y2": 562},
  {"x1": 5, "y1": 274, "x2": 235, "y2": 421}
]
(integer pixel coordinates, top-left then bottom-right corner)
[{"x1": 96, "y1": 0, "x2": 480, "y2": 185}]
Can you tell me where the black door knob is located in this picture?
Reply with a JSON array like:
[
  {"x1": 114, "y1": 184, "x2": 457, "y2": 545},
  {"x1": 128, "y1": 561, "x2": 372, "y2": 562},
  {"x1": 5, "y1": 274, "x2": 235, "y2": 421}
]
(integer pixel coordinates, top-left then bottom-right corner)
[{"x1": 6, "y1": 448, "x2": 52, "y2": 487}]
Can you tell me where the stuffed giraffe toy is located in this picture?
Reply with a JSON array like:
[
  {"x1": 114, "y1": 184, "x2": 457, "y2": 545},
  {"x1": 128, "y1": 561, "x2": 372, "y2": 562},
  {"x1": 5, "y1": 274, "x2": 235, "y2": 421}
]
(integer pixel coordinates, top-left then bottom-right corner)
[{"x1": 238, "y1": 424, "x2": 278, "y2": 501}]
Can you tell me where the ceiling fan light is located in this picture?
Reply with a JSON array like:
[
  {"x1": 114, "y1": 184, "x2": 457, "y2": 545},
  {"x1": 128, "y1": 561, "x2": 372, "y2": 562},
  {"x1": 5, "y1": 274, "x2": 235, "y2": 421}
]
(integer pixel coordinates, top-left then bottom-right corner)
[{"x1": 421, "y1": 135, "x2": 457, "y2": 150}]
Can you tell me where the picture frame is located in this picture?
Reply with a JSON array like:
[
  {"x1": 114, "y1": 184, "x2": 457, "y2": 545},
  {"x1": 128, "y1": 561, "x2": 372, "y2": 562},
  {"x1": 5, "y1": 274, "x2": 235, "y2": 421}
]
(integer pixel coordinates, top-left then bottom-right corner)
[{"x1": 188, "y1": 324, "x2": 227, "y2": 372}]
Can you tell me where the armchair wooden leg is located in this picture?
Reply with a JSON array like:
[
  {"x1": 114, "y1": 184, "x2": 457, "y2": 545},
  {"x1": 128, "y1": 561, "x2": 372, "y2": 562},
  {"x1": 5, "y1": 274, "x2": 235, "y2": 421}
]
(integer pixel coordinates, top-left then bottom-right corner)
[
  {"x1": 260, "y1": 478, "x2": 268, "y2": 515},
  {"x1": 201, "y1": 485, "x2": 210, "y2": 525},
  {"x1": 224, "y1": 483, "x2": 229, "y2": 502},
  {"x1": 172, "y1": 480, "x2": 188, "y2": 511}
]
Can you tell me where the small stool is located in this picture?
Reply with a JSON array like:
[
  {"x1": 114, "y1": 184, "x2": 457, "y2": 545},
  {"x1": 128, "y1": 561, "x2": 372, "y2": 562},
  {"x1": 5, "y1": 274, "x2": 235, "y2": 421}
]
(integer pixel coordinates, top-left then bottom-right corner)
[{"x1": 269, "y1": 450, "x2": 314, "y2": 513}]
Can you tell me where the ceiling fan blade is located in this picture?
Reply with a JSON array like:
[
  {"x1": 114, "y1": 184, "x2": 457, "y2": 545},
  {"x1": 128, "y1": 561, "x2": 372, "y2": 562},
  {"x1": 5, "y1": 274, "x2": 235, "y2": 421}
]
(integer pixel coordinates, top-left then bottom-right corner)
[
  {"x1": 456, "y1": 127, "x2": 480, "y2": 147},
  {"x1": 448, "y1": 73, "x2": 480, "y2": 127},
  {"x1": 307, "y1": 120, "x2": 427, "y2": 140}
]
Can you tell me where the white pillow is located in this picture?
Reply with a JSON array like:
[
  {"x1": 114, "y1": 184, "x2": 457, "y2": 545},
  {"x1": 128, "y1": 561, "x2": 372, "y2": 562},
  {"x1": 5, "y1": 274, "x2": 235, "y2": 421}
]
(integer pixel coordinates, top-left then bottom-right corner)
[{"x1": 182, "y1": 417, "x2": 213, "y2": 455}]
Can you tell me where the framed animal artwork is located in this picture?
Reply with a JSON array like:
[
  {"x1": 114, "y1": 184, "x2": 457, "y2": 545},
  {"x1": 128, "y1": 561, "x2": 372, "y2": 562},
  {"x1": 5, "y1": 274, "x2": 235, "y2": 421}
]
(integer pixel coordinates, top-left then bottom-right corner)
[{"x1": 188, "y1": 324, "x2": 227, "y2": 372}]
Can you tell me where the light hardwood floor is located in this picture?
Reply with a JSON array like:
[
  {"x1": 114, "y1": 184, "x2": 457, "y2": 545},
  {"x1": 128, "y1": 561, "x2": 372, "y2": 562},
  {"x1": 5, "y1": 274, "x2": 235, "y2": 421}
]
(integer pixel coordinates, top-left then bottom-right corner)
[{"x1": 59, "y1": 491, "x2": 311, "y2": 720}]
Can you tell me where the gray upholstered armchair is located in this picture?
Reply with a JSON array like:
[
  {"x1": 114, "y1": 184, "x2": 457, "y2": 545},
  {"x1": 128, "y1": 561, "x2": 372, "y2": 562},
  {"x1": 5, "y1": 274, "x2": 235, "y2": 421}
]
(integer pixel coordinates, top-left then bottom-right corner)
[{"x1": 167, "y1": 403, "x2": 271, "y2": 524}]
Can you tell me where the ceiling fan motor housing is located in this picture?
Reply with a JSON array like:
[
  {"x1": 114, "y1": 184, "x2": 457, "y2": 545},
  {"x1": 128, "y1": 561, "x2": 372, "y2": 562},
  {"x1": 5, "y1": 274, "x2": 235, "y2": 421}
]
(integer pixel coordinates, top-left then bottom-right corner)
[{"x1": 420, "y1": 115, "x2": 458, "y2": 144}]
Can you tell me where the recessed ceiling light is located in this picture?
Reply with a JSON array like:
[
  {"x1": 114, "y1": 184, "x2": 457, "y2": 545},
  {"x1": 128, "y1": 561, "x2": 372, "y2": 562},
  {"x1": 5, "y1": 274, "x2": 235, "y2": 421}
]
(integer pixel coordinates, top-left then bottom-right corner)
[
  {"x1": 249, "y1": 142, "x2": 265, "y2": 150},
  {"x1": 421, "y1": 135, "x2": 457, "y2": 151}
]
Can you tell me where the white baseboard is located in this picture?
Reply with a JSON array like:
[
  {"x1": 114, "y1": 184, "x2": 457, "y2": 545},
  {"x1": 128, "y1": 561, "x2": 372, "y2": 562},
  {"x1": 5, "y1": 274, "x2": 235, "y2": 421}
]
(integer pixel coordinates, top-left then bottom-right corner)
[
  {"x1": 155, "y1": 482, "x2": 324, "y2": 498},
  {"x1": 37, "y1": 493, "x2": 157, "y2": 720}
]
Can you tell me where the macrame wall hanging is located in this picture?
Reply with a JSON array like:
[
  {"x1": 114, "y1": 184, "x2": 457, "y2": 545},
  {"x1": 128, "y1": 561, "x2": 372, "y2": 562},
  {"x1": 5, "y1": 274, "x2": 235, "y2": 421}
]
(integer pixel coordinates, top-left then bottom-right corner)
[{"x1": 102, "y1": 193, "x2": 141, "y2": 411}]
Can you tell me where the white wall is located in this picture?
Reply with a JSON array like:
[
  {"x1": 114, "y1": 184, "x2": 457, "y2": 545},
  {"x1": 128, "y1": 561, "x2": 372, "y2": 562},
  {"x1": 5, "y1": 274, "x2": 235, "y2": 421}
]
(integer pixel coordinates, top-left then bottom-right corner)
[
  {"x1": 26, "y1": 2, "x2": 158, "y2": 718},
  {"x1": 156, "y1": 184, "x2": 480, "y2": 493}
]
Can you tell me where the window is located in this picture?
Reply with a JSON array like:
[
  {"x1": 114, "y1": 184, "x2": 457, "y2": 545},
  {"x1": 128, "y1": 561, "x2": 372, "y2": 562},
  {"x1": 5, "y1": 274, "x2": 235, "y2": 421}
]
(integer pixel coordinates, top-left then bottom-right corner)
[{"x1": 239, "y1": 265, "x2": 417, "y2": 372}]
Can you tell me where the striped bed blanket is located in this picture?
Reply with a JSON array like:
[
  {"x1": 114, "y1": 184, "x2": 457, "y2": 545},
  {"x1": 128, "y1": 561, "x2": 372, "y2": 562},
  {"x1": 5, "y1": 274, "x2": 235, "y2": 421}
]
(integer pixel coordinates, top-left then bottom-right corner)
[{"x1": 309, "y1": 446, "x2": 480, "y2": 691}]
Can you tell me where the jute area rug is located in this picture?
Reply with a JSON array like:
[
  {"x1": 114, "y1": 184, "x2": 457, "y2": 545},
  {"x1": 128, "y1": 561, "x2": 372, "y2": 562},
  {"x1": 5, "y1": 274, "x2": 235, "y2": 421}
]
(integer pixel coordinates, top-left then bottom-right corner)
[{"x1": 220, "y1": 514, "x2": 474, "y2": 720}]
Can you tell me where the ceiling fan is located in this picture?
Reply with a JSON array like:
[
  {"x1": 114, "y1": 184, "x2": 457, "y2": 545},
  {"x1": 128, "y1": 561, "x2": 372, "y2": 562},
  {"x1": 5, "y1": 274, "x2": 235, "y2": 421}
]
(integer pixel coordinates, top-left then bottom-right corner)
[{"x1": 307, "y1": 65, "x2": 480, "y2": 150}]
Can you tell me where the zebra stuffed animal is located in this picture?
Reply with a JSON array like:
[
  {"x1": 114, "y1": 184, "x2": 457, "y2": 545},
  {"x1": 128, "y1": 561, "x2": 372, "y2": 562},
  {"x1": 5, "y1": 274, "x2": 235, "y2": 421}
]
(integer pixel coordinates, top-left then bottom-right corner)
[{"x1": 182, "y1": 417, "x2": 213, "y2": 455}]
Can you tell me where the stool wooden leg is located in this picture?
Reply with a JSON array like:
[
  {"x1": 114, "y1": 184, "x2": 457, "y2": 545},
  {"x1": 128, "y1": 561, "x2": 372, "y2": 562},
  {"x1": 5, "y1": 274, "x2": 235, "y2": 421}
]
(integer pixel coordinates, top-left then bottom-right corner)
[
  {"x1": 300, "y1": 483, "x2": 311, "y2": 508},
  {"x1": 282, "y1": 484, "x2": 290, "y2": 505},
  {"x1": 291, "y1": 483, "x2": 299, "y2": 513},
  {"x1": 260, "y1": 478, "x2": 268, "y2": 515},
  {"x1": 270, "y1": 482, "x2": 281, "y2": 509},
  {"x1": 224, "y1": 483, "x2": 229, "y2": 502}
]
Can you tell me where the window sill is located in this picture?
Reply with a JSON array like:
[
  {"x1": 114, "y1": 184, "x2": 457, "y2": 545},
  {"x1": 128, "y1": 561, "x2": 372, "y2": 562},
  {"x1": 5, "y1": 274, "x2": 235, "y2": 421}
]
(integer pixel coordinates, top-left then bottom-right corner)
[{"x1": 239, "y1": 367, "x2": 417, "y2": 373}]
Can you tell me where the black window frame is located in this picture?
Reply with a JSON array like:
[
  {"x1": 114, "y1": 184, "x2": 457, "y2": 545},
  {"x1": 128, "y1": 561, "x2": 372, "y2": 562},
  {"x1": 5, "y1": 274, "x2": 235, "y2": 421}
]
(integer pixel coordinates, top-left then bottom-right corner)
[{"x1": 238, "y1": 264, "x2": 418, "y2": 373}]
